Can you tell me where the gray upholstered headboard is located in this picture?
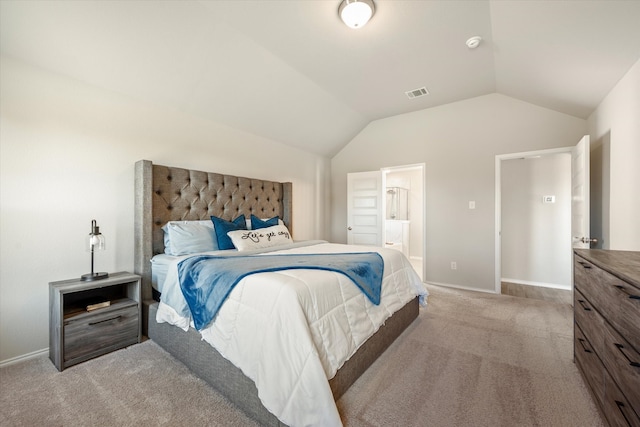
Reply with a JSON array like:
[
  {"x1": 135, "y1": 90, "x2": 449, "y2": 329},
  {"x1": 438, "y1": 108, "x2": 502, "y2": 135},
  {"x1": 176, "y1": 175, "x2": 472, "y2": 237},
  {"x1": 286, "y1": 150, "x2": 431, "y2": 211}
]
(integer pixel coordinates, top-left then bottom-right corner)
[{"x1": 134, "y1": 160, "x2": 292, "y2": 304}]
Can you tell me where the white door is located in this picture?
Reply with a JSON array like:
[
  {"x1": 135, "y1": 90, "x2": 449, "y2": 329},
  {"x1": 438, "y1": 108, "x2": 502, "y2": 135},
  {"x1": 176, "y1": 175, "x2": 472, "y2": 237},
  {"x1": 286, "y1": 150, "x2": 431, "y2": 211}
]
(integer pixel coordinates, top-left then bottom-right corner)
[
  {"x1": 347, "y1": 171, "x2": 383, "y2": 246},
  {"x1": 572, "y1": 135, "x2": 594, "y2": 249}
]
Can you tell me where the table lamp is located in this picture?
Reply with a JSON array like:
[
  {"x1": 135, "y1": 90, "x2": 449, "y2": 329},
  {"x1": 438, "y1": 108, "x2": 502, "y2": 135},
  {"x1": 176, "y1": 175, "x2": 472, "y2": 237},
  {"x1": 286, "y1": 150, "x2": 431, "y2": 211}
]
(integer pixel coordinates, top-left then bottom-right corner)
[{"x1": 81, "y1": 219, "x2": 109, "y2": 281}]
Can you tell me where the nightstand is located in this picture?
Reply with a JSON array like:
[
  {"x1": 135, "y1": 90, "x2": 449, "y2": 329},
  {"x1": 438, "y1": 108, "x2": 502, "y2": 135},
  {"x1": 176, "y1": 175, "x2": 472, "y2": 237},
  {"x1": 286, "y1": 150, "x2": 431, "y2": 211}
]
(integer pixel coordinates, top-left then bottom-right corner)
[{"x1": 49, "y1": 272, "x2": 141, "y2": 371}]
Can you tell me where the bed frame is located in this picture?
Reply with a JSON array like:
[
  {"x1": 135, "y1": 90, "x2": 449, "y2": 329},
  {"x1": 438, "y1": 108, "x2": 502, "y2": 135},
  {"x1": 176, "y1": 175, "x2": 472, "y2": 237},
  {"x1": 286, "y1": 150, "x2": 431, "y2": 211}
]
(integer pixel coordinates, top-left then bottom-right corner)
[{"x1": 134, "y1": 159, "x2": 418, "y2": 425}]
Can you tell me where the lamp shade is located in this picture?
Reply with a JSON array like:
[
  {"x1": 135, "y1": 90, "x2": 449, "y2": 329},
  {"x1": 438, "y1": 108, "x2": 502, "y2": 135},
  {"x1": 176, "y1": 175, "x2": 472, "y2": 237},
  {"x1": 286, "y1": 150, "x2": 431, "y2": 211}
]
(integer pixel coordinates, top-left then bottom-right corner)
[
  {"x1": 81, "y1": 219, "x2": 108, "y2": 281},
  {"x1": 88, "y1": 233, "x2": 105, "y2": 251},
  {"x1": 339, "y1": 0, "x2": 375, "y2": 29}
]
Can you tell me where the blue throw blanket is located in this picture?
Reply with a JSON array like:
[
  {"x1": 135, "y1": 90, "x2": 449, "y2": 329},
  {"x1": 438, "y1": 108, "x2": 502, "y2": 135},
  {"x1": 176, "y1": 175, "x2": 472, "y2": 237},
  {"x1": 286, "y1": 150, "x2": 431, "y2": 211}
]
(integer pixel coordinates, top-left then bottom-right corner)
[{"x1": 178, "y1": 252, "x2": 384, "y2": 330}]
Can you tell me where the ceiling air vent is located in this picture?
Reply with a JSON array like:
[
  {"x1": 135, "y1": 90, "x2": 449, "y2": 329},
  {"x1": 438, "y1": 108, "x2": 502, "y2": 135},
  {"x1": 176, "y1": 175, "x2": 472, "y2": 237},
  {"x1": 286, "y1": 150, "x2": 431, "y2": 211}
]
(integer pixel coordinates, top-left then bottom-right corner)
[{"x1": 405, "y1": 87, "x2": 429, "y2": 99}]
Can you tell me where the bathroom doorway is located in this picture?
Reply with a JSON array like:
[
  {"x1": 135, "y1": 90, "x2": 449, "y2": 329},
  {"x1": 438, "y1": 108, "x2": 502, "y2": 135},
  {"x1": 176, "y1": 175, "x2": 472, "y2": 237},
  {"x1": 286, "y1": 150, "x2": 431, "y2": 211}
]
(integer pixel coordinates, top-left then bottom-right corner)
[
  {"x1": 383, "y1": 165, "x2": 425, "y2": 281},
  {"x1": 347, "y1": 164, "x2": 425, "y2": 281}
]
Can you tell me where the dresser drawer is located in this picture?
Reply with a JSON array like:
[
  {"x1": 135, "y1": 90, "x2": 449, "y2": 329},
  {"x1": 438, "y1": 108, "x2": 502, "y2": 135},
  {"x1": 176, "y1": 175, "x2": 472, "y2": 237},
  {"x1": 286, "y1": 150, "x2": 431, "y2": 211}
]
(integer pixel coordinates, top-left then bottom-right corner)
[
  {"x1": 575, "y1": 256, "x2": 640, "y2": 352},
  {"x1": 64, "y1": 304, "x2": 138, "y2": 363},
  {"x1": 602, "y1": 321, "x2": 640, "y2": 417},
  {"x1": 575, "y1": 324, "x2": 605, "y2": 407},
  {"x1": 603, "y1": 368, "x2": 640, "y2": 427},
  {"x1": 575, "y1": 288, "x2": 605, "y2": 358},
  {"x1": 600, "y1": 269, "x2": 640, "y2": 353},
  {"x1": 575, "y1": 256, "x2": 602, "y2": 303}
]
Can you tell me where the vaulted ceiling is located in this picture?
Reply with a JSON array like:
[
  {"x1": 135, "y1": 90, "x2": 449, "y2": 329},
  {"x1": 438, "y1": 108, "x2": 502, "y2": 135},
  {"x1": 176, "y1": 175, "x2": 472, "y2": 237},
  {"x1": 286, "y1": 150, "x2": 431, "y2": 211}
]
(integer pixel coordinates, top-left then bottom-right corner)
[{"x1": 2, "y1": 1, "x2": 639, "y2": 157}]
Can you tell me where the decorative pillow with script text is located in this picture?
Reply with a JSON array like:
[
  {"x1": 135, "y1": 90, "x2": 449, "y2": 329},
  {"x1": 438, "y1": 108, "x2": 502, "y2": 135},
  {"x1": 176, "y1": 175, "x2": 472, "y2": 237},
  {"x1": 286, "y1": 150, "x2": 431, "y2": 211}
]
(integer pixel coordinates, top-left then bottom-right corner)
[{"x1": 227, "y1": 224, "x2": 292, "y2": 251}]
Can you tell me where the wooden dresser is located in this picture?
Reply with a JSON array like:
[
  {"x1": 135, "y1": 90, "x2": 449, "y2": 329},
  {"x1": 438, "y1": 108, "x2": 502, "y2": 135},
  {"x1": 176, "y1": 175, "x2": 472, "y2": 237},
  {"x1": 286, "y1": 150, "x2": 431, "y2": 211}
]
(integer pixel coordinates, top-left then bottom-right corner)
[{"x1": 573, "y1": 249, "x2": 640, "y2": 426}]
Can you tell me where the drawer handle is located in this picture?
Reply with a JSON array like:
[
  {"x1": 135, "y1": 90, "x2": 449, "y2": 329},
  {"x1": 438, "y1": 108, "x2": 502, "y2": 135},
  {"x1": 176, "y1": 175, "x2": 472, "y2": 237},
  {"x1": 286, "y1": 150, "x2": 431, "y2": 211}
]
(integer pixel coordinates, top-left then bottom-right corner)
[
  {"x1": 89, "y1": 315, "x2": 122, "y2": 326},
  {"x1": 615, "y1": 401, "x2": 632, "y2": 426},
  {"x1": 578, "y1": 338, "x2": 592, "y2": 353},
  {"x1": 614, "y1": 284, "x2": 640, "y2": 300},
  {"x1": 614, "y1": 343, "x2": 640, "y2": 368},
  {"x1": 577, "y1": 299, "x2": 591, "y2": 311},
  {"x1": 577, "y1": 261, "x2": 592, "y2": 269}
]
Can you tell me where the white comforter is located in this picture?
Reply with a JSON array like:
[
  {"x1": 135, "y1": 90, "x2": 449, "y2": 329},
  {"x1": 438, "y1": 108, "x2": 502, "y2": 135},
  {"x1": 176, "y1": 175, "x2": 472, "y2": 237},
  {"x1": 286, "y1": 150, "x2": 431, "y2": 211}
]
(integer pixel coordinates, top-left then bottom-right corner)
[{"x1": 156, "y1": 241, "x2": 427, "y2": 426}]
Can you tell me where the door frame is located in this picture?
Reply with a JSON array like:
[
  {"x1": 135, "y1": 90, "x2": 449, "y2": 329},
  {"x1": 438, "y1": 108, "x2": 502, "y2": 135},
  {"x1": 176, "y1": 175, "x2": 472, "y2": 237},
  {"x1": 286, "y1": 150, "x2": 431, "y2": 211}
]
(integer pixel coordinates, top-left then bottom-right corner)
[
  {"x1": 381, "y1": 163, "x2": 426, "y2": 281},
  {"x1": 494, "y1": 147, "x2": 573, "y2": 294}
]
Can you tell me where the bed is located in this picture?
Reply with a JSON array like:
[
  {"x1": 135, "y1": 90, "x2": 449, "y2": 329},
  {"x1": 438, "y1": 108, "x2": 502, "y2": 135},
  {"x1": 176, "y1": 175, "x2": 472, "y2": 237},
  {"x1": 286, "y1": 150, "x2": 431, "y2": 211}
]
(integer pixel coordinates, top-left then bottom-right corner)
[{"x1": 133, "y1": 160, "x2": 427, "y2": 426}]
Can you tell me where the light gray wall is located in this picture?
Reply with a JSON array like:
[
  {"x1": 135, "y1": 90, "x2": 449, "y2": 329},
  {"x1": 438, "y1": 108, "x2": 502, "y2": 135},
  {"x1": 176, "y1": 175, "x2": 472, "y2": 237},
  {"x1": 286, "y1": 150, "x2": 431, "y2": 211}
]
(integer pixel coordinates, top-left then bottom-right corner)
[
  {"x1": 501, "y1": 154, "x2": 572, "y2": 288},
  {"x1": 0, "y1": 56, "x2": 331, "y2": 362},
  {"x1": 588, "y1": 57, "x2": 640, "y2": 251},
  {"x1": 331, "y1": 93, "x2": 587, "y2": 292}
]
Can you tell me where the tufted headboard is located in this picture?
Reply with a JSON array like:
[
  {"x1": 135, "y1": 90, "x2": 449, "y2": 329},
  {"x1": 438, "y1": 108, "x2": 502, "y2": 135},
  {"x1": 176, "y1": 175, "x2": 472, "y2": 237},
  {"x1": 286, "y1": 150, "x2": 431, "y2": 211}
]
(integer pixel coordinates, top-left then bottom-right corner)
[{"x1": 134, "y1": 160, "x2": 292, "y2": 305}]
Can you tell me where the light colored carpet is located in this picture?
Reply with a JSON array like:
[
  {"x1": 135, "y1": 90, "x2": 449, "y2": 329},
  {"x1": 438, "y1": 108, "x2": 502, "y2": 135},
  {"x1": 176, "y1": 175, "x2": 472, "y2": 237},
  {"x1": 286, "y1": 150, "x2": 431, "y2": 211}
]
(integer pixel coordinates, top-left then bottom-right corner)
[{"x1": 0, "y1": 285, "x2": 604, "y2": 426}]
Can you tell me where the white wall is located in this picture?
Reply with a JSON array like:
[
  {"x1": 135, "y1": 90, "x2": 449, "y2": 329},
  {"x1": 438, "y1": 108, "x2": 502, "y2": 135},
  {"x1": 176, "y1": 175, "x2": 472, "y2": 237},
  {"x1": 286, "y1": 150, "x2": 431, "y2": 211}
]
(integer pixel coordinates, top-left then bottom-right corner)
[
  {"x1": 407, "y1": 168, "x2": 423, "y2": 260},
  {"x1": 331, "y1": 93, "x2": 587, "y2": 292},
  {"x1": 588, "y1": 57, "x2": 640, "y2": 251},
  {"x1": 501, "y1": 154, "x2": 572, "y2": 288},
  {"x1": 0, "y1": 57, "x2": 331, "y2": 362}
]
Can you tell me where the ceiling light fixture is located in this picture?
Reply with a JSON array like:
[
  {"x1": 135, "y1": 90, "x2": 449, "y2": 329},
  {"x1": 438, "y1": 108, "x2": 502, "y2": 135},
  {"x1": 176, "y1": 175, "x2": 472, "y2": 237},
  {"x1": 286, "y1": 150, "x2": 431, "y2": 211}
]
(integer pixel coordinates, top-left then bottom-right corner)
[
  {"x1": 466, "y1": 36, "x2": 482, "y2": 49},
  {"x1": 339, "y1": 0, "x2": 375, "y2": 29}
]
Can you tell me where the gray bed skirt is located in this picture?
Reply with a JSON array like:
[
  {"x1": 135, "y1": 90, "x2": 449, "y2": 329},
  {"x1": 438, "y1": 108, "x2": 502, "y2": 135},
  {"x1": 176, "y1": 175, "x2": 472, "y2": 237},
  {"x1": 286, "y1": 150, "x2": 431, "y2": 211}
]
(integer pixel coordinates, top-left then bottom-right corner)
[{"x1": 148, "y1": 297, "x2": 419, "y2": 426}]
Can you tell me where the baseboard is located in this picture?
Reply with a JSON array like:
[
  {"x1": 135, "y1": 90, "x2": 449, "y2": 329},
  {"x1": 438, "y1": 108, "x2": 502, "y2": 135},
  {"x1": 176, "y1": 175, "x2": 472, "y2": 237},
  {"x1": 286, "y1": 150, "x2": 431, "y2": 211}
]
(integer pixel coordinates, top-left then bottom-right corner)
[
  {"x1": 425, "y1": 281, "x2": 497, "y2": 294},
  {"x1": 0, "y1": 347, "x2": 48, "y2": 368},
  {"x1": 501, "y1": 278, "x2": 571, "y2": 291}
]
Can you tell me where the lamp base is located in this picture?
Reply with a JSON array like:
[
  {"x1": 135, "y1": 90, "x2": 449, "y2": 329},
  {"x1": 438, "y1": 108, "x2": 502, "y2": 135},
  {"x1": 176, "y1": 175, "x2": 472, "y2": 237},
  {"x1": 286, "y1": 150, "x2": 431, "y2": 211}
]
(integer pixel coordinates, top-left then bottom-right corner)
[{"x1": 80, "y1": 272, "x2": 109, "y2": 282}]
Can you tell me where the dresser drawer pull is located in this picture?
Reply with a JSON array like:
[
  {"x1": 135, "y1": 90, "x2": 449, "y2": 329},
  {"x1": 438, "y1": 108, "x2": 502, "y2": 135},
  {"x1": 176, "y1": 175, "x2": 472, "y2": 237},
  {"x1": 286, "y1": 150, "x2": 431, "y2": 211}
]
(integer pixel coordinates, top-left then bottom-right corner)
[
  {"x1": 614, "y1": 284, "x2": 640, "y2": 300},
  {"x1": 614, "y1": 343, "x2": 640, "y2": 368},
  {"x1": 577, "y1": 261, "x2": 592, "y2": 269},
  {"x1": 615, "y1": 401, "x2": 633, "y2": 426},
  {"x1": 577, "y1": 299, "x2": 592, "y2": 311},
  {"x1": 88, "y1": 315, "x2": 122, "y2": 326},
  {"x1": 578, "y1": 338, "x2": 592, "y2": 353}
]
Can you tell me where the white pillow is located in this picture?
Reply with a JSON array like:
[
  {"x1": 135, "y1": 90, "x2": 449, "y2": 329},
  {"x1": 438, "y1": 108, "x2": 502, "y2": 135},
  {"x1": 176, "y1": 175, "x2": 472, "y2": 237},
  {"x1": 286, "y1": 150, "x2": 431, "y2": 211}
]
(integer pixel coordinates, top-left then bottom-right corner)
[
  {"x1": 162, "y1": 221, "x2": 217, "y2": 255},
  {"x1": 227, "y1": 224, "x2": 292, "y2": 251}
]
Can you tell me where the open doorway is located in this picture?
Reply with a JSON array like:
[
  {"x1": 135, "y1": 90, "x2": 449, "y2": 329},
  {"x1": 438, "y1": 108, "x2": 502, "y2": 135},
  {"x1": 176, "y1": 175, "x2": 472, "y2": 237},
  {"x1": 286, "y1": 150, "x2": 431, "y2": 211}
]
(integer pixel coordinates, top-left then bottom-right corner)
[
  {"x1": 495, "y1": 138, "x2": 590, "y2": 301},
  {"x1": 382, "y1": 165, "x2": 425, "y2": 281},
  {"x1": 500, "y1": 153, "x2": 572, "y2": 302}
]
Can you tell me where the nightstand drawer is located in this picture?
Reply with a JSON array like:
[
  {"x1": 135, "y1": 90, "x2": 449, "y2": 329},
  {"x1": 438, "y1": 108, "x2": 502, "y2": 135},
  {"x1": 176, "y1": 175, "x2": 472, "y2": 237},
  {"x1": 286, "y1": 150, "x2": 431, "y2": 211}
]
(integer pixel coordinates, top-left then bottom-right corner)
[{"x1": 64, "y1": 304, "x2": 138, "y2": 363}]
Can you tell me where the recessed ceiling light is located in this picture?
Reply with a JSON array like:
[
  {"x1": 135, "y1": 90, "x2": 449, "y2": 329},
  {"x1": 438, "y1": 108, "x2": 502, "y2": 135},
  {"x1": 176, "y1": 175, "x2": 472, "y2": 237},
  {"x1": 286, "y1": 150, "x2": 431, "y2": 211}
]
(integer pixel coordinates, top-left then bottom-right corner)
[{"x1": 466, "y1": 36, "x2": 482, "y2": 49}]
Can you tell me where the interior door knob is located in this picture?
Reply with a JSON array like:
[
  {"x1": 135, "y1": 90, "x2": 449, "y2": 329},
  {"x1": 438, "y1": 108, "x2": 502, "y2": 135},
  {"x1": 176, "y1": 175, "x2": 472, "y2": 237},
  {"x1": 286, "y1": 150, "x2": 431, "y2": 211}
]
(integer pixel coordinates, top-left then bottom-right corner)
[
  {"x1": 580, "y1": 237, "x2": 598, "y2": 244},
  {"x1": 347, "y1": 226, "x2": 352, "y2": 231}
]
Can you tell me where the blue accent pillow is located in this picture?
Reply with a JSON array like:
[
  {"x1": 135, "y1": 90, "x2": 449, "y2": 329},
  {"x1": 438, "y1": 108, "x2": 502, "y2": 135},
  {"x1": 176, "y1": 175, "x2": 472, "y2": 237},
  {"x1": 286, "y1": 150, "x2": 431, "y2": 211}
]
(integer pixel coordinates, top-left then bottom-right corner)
[
  {"x1": 250, "y1": 214, "x2": 279, "y2": 230},
  {"x1": 211, "y1": 215, "x2": 247, "y2": 250}
]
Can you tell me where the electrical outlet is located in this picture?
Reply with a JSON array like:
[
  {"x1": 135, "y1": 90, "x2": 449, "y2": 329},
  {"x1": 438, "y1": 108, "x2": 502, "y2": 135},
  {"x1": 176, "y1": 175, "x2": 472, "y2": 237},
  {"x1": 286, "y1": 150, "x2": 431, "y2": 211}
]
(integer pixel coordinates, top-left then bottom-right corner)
[{"x1": 451, "y1": 261, "x2": 457, "y2": 270}]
